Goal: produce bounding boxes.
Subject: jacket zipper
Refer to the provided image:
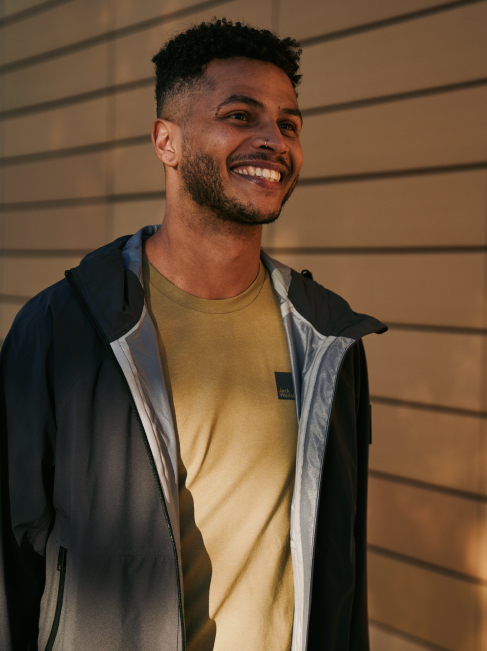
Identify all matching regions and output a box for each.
[44,546,67,651]
[64,270,186,650]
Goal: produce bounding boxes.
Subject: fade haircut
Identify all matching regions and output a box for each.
[152,18,302,120]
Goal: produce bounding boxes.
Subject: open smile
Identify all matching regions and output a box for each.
[230,164,287,190]
[233,165,281,182]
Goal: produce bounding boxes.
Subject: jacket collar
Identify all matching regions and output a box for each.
[69,226,387,343]
[261,249,387,340]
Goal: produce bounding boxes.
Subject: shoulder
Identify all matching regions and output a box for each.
[5,279,69,344]
[287,268,387,339]
[2,277,88,365]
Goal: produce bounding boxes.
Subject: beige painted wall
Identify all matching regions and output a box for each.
[1,1,486,649]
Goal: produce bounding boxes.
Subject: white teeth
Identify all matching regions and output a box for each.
[233,166,281,181]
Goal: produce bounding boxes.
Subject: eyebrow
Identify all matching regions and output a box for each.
[215,94,303,124]
[280,107,303,124]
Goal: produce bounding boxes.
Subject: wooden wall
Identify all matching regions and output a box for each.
[0,1,485,649]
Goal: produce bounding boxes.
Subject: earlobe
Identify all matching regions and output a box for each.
[152,118,180,168]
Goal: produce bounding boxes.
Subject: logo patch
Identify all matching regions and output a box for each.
[275,372,295,401]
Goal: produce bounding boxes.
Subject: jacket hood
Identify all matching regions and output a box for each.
[287,266,387,338]
[68,233,147,343]
[68,226,387,344]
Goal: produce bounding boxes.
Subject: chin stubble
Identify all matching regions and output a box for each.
[179,144,298,226]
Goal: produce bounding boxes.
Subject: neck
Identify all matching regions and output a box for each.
[145,199,263,299]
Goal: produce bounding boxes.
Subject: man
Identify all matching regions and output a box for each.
[0,19,386,651]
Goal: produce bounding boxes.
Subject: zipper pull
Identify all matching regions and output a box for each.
[57,546,67,572]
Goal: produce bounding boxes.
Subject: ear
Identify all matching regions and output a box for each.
[152,118,180,168]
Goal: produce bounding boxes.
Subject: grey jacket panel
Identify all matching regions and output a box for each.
[1,269,182,650]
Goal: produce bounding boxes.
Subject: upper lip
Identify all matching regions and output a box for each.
[229,159,290,180]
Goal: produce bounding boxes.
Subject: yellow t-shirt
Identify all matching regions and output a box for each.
[143,258,298,651]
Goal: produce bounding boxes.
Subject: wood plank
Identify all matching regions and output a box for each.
[3,152,107,203]
[365,329,483,413]
[369,403,483,495]
[3,96,108,157]
[3,205,108,250]
[300,86,487,177]
[1,255,83,299]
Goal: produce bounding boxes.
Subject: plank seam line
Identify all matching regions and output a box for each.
[301,77,487,117]
[0,250,92,259]
[0,135,151,167]
[368,544,486,585]
[370,395,487,419]
[0,191,166,211]
[297,161,487,185]
[0,294,30,305]
[264,245,487,255]
[369,469,487,503]
[0,0,73,29]
[369,619,454,651]
[386,322,487,335]
[0,77,154,122]
[3,249,483,262]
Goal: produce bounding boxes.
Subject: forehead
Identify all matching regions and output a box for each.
[201,57,299,110]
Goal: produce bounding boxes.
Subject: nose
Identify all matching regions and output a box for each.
[253,121,288,154]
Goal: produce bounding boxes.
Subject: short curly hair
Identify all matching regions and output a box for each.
[152,18,302,119]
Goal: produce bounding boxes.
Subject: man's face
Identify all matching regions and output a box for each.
[178,58,304,226]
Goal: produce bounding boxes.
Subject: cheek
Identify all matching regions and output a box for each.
[205,125,250,156]
[292,142,304,173]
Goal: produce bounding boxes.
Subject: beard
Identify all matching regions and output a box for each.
[179,141,298,226]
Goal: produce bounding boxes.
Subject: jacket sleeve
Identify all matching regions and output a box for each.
[307,339,371,651]
[347,340,371,650]
[0,302,56,650]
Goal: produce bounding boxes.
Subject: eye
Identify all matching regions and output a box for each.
[229,112,248,121]
[280,121,297,132]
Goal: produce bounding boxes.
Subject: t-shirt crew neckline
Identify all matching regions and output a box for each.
[142,256,267,315]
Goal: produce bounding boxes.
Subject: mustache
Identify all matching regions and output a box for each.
[227,152,291,174]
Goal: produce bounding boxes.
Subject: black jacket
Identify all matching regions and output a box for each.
[0,227,386,650]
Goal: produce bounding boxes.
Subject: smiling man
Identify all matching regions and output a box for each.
[0,19,386,651]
